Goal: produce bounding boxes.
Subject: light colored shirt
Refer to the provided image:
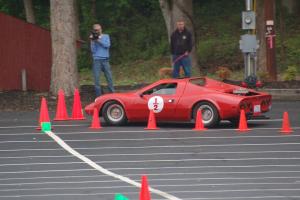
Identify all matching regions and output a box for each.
[90,34,111,59]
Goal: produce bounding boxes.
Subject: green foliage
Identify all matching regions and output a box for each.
[283,65,298,81]
[277,35,300,73]
[194,0,244,70]
[257,71,270,81]
[77,0,168,66]
[197,36,241,69]
[194,0,243,37]
[0,0,25,19]
[0,0,49,28]
[1,0,300,84]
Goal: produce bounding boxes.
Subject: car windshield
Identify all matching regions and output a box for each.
[189,78,206,86]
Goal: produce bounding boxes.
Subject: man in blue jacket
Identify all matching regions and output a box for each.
[90,24,115,97]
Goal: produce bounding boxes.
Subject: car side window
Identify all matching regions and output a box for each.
[143,83,177,95]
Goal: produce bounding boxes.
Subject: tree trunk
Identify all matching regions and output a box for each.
[256,0,267,74]
[23,0,35,24]
[159,0,199,72]
[74,0,81,40]
[50,0,79,96]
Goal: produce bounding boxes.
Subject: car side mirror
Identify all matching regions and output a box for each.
[139,93,144,98]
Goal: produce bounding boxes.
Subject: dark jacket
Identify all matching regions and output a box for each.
[170,28,193,55]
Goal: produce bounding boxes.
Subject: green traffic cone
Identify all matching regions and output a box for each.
[115,193,129,200]
[41,122,51,133]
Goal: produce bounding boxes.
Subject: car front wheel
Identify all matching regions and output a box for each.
[193,102,219,128]
[102,101,127,125]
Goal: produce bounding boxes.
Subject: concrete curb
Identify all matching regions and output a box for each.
[259,88,300,100]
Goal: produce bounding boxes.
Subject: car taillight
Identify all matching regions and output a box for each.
[240,101,251,111]
[240,102,246,109]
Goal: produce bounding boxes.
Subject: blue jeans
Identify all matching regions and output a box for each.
[172,55,192,78]
[92,58,115,97]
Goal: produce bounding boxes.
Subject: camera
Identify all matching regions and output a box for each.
[90,30,100,40]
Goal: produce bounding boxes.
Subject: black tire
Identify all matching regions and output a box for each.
[102,101,127,125]
[193,102,219,128]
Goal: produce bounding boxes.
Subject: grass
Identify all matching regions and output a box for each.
[79,57,170,86]
[79,56,245,86]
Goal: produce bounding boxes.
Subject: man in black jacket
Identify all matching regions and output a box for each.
[170,19,193,78]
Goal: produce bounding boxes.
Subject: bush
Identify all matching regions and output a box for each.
[283,65,298,81]
[197,36,242,70]
[257,71,270,81]
[277,35,300,72]
[215,66,231,80]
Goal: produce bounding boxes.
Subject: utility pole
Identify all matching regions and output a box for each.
[240,0,259,87]
[265,0,277,80]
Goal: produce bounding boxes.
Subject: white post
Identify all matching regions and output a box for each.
[21,69,27,91]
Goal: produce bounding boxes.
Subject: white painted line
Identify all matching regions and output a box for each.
[60,126,300,134]
[248,119,282,122]
[0,180,124,186]
[0,168,94,174]
[0,182,299,192]
[109,164,300,171]
[0,140,53,143]
[1,175,300,182]
[155,196,300,200]
[2,157,300,167]
[1,150,300,159]
[1,142,300,152]
[0,148,63,152]
[0,175,106,181]
[2,169,300,178]
[61,134,300,141]
[45,130,182,200]
[166,189,300,193]
[0,126,299,136]
[124,171,300,176]
[0,162,83,167]
[0,124,86,129]
[0,190,299,198]
[2,134,300,144]
[0,192,139,198]
[1,164,300,175]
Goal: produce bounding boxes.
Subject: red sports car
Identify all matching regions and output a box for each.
[85,77,272,127]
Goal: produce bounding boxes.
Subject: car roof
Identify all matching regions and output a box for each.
[158,77,204,83]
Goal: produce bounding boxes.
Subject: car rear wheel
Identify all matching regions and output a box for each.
[102,101,127,125]
[193,102,219,128]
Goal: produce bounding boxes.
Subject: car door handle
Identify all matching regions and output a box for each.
[168,99,175,103]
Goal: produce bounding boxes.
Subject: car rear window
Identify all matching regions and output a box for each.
[189,78,206,86]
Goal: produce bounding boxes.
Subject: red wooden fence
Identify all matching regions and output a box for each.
[0,12,51,91]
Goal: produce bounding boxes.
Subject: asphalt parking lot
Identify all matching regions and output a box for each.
[0,100,300,200]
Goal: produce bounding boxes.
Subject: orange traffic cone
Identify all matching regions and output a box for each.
[144,110,159,130]
[139,175,151,200]
[89,108,102,129]
[54,89,69,121]
[193,109,207,131]
[71,88,85,120]
[280,111,293,134]
[237,109,250,132]
[36,97,51,130]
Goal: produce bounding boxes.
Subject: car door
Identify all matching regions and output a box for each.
[133,82,182,121]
